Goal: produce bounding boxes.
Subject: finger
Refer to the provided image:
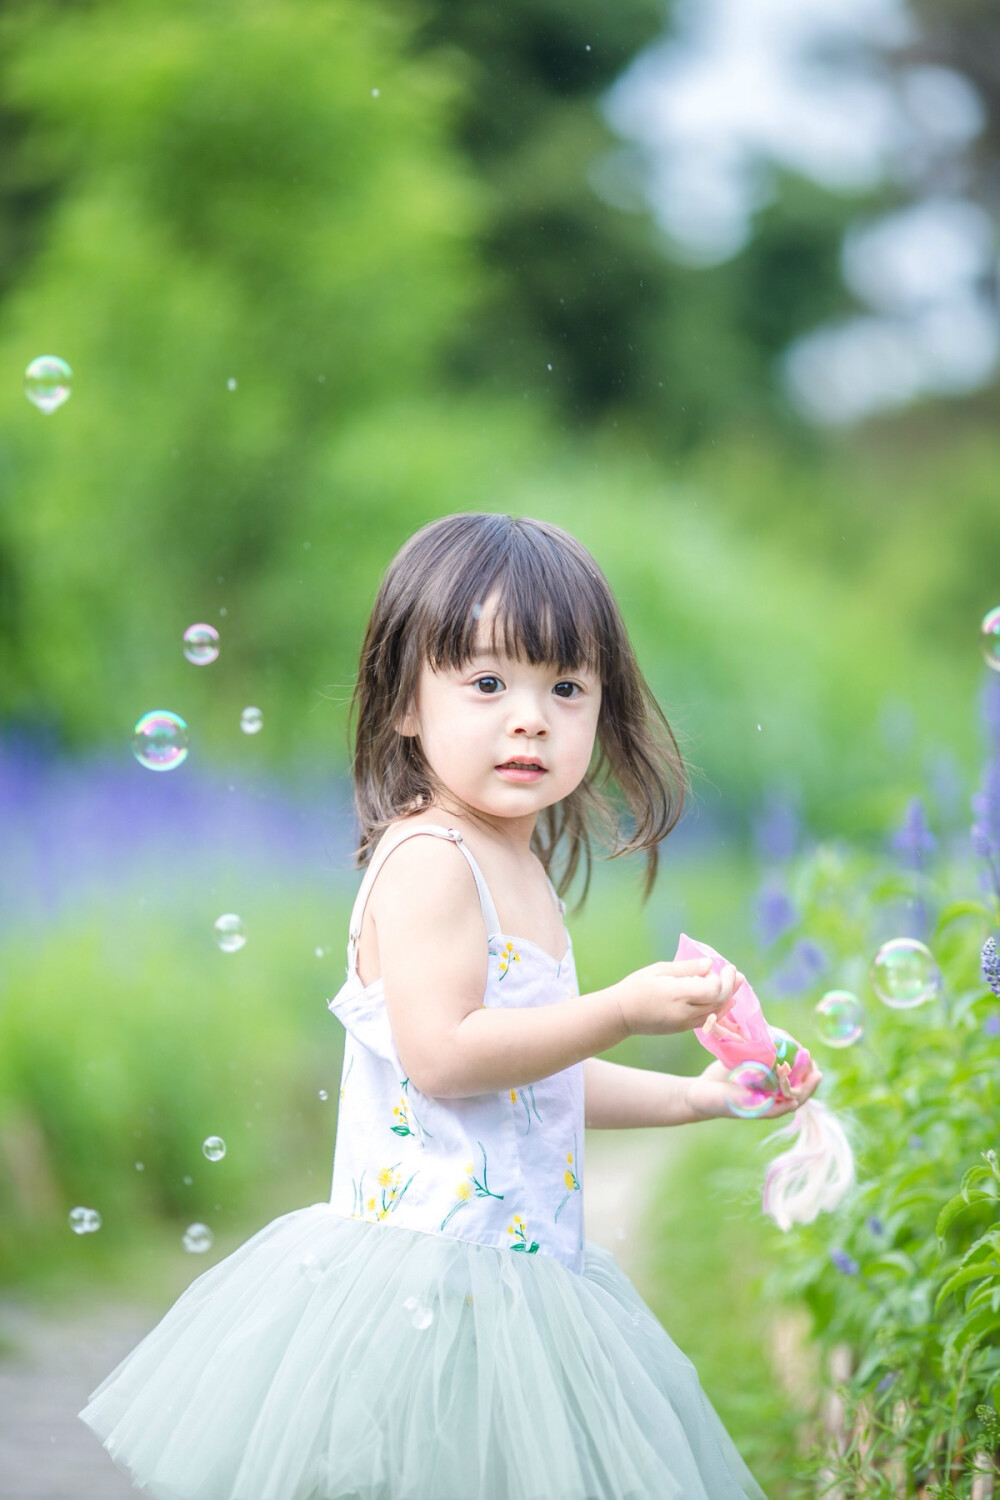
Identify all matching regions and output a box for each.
[661,958,714,976]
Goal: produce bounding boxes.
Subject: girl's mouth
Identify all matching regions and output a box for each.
[495,760,546,781]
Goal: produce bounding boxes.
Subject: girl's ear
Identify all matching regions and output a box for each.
[395,704,418,737]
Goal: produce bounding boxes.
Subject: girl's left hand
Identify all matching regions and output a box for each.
[686,1057,824,1122]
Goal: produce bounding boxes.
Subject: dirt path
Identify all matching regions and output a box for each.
[0,1129,677,1499]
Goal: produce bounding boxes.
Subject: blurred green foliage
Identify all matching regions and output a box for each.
[0,883,350,1286]
[753,839,1000,1494]
[0,0,994,825]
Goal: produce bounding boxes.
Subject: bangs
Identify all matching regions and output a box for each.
[414,519,612,678]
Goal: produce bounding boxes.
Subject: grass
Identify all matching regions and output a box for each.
[641,1116,820,1500]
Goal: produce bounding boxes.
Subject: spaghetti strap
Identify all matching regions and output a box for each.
[545,875,567,918]
[346,824,502,976]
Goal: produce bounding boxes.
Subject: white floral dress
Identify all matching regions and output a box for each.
[328,823,585,1270]
[78,823,769,1500]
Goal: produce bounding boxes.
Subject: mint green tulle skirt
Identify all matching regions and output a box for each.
[79,1202,767,1500]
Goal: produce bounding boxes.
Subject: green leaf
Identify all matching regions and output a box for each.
[935,1261,1000,1311]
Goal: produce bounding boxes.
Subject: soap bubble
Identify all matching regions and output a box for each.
[132,711,189,771]
[402,1295,434,1330]
[870,938,941,1009]
[768,1026,803,1073]
[318,1090,328,1101]
[213,914,246,953]
[202,1135,226,1162]
[183,1223,213,1254]
[240,706,263,735]
[725,1060,779,1119]
[183,623,219,665]
[25,355,72,413]
[135,1161,145,1171]
[982,607,1000,672]
[227,377,237,391]
[299,1251,323,1284]
[68,1206,101,1235]
[815,990,865,1047]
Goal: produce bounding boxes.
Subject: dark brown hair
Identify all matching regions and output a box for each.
[350,513,686,901]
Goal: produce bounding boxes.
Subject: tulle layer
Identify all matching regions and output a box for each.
[79,1203,766,1500]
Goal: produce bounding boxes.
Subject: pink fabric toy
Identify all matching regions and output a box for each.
[675,934,855,1231]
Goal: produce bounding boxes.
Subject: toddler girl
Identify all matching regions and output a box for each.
[80,512,819,1499]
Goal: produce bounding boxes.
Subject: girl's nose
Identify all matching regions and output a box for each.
[507,697,548,738]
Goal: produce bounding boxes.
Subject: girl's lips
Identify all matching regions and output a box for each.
[495,764,546,782]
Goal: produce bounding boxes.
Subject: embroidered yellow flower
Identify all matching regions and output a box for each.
[511,1085,543,1132]
[555,1131,581,1224]
[497,941,520,980]
[508,1215,539,1253]
[440,1141,504,1231]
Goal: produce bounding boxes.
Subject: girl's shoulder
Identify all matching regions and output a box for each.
[365,817,481,915]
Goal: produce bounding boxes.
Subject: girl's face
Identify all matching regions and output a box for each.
[399,619,602,834]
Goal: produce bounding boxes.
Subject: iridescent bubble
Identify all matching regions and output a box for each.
[768,1026,803,1073]
[870,938,941,1009]
[402,1295,434,1331]
[213,915,246,953]
[68,1206,102,1234]
[725,1060,779,1119]
[815,990,865,1047]
[25,355,72,413]
[240,706,263,735]
[183,1223,214,1253]
[202,1135,226,1162]
[182,623,220,665]
[132,711,189,772]
[982,607,1000,673]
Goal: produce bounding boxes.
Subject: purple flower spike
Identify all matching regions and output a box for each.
[982,938,1000,999]
[831,1249,859,1276]
[984,1014,1000,1038]
[755,882,797,947]
[866,1216,884,1236]
[876,1372,897,1394]
[890,798,936,870]
[972,823,994,859]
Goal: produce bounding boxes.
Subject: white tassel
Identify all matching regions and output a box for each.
[760,1098,855,1231]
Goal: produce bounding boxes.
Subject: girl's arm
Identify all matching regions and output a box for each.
[583,1057,700,1128]
[584,1055,823,1128]
[368,837,730,1098]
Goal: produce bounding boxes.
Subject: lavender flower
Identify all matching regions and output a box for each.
[754,882,797,947]
[972,824,994,859]
[751,792,801,863]
[982,938,1000,999]
[830,1249,859,1276]
[866,1216,884,1236]
[876,1372,897,1394]
[890,798,936,871]
[769,938,827,996]
[984,1014,1000,1038]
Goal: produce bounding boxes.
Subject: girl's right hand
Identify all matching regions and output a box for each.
[612,958,739,1037]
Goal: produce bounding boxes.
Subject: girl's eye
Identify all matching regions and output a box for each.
[553,681,581,699]
[474,676,503,695]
